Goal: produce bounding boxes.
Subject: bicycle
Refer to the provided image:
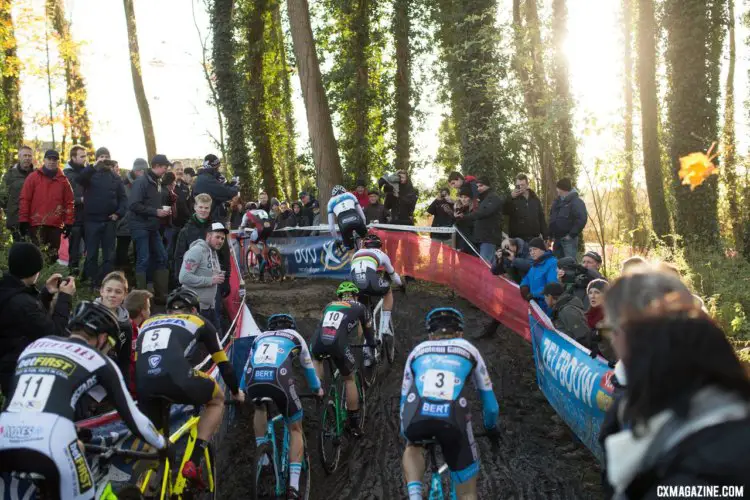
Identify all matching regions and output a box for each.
[316,344,372,474]
[249,396,318,500]
[421,432,495,500]
[358,290,399,387]
[242,237,285,282]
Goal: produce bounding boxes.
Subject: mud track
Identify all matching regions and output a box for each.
[218,279,602,499]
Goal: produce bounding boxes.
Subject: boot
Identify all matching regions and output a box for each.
[153,269,169,305]
[136,273,148,291]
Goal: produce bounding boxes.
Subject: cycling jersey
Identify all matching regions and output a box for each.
[244,329,320,423]
[327,193,367,247]
[400,338,499,484]
[0,336,164,499]
[241,209,275,243]
[350,248,403,295]
[311,300,375,376]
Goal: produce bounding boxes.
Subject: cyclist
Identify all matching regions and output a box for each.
[240,207,276,280]
[327,185,367,250]
[349,233,403,337]
[245,314,323,499]
[0,301,165,500]
[135,287,244,488]
[310,281,376,437]
[400,308,499,500]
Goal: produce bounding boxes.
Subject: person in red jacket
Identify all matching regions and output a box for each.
[353,179,369,209]
[18,149,75,264]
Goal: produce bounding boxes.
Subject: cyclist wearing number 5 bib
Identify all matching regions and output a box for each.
[328,185,367,250]
[310,282,376,437]
[400,308,499,500]
[0,301,165,500]
[135,287,244,488]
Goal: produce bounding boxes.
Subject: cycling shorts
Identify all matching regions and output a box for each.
[401,396,479,484]
[245,365,303,423]
[352,268,390,297]
[338,210,367,248]
[138,368,219,430]
[310,327,356,377]
[0,412,96,499]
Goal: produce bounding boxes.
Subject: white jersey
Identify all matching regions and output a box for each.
[350,248,402,286]
[327,192,366,237]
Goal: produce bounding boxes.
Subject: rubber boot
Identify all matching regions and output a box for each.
[153,269,169,305]
[136,273,148,291]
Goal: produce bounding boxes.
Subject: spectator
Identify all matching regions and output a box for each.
[94,146,111,162]
[548,178,587,260]
[183,167,196,186]
[95,271,133,385]
[310,200,321,234]
[291,202,304,226]
[275,201,298,229]
[353,179,369,208]
[0,242,75,394]
[453,185,476,254]
[455,176,504,263]
[299,191,316,227]
[364,189,388,224]
[543,282,591,348]
[269,198,281,219]
[585,279,614,361]
[426,187,454,243]
[620,255,647,274]
[601,277,750,497]
[387,170,418,226]
[504,173,547,242]
[18,149,74,264]
[124,289,153,396]
[582,250,604,277]
[192,154,239,222]
[492,238,532,284]
[258,191,272,214]
[557,257,592,307]
[116,159,148,275]
[519,238,558,315]
[0,145,34,241]
[63,144,88,277]
[447,171,479,201]
[172,161,192,229]
[128,154,172,303]
[78,159,127,288]
[179,222,229,330]
[160,171,179,253]
[229,196,245,230]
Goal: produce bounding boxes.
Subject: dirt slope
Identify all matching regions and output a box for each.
[218,279,602,499]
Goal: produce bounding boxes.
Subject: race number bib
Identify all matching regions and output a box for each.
[322,310,345,329]
[8,374,55,412]
[254,343,279,365]
[422,369,456,400]
[333,198,356,215]
[141,328,171,353]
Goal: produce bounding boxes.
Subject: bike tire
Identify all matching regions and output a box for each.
[318,387,342,474]
[198,442,218,500]
[250,442,278,500]
[300,448,312,500]
[384,330,396,365]
[267,248,285,281]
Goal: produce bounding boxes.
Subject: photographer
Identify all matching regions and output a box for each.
[192,154,240,222]
[426,187,454,242]
[492,238,531,284]
[557,257,604,309]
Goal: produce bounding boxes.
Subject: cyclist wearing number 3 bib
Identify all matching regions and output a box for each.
[400,308,499,500]
[135,287,244,489]
[328,185,367,249]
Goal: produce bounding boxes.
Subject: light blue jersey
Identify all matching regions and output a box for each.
[246,329,320,391]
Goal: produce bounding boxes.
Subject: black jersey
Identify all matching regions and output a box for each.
[317,300,374,345]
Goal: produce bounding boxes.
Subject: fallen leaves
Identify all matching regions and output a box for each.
[678,142,718,191]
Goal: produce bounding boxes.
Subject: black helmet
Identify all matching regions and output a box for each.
[167,287,200,311]
[363,233,382,249]
[69,301,120,341]
[268,314,296,331]
[425,307,465,334]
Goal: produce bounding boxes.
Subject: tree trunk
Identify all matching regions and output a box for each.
[47,0,92,150]
[246,0,279,199]
[393,0,411,174]
[723,0,740,248]
[212,0,254,197]
[637,0,671,239]
[622,0,637,234]
[551,0,577,179]
[351,0,370,183]
[287,0,343,209]
[274,3,300,200]
[665,0,724,246]
[0,0,23,168]
[122,0,156,160]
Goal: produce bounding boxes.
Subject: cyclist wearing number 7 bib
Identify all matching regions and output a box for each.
[400,308,500,500]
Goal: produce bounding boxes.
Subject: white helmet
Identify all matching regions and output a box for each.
[331,185,346,196]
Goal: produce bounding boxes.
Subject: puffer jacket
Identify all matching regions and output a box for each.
[520,251,558,300]
[179,239,221,309]
[18,168,75,228]
[0,164,33,228]
[128,170,162,232]
[63,161,86,225]
[548,189,588,239]
[78,162,128,222]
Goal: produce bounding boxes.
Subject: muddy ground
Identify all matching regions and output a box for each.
[218,279,602,499]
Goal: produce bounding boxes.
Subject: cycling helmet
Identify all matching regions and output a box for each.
[68,301,120,339]
[268,314,296,331]
[166,286,201,311]
[362,233,382,249]
[336,281,360,297]
[425,307,465,334]
[331,185,346,197]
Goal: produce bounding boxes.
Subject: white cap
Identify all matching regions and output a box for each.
[209,222,229,234]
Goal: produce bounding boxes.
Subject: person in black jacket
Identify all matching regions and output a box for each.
[128,154,172,302]
[78,159,128,288]
[548,178,587,260]
[275,202,298,230]
[62,145,88,276]
[426,187,454,241]
[364,190,388,223]
[453,185,476,255]
[192,154,239,222]
[171,161,192,229]
[388,171,418,225]
[455,176,504,263]
[504,173,547,242]
[0,242,76,395]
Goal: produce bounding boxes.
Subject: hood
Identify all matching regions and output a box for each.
[94,297,130,323]
[64,161,85,173]
[555,292,583,311]
[189,238,212,252]
[35,167,66,180]
[512,237,529,257]
[533,251,555,266]
[0,274,32,306]
[561,189,580,202]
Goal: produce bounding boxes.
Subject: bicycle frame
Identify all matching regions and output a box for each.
[258,413,292,497]
[426,441,457,500]
[323,358,348,438]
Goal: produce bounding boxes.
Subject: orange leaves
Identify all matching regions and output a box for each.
[678,142,719,191]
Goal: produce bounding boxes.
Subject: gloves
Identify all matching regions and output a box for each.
[159,445,178,466]
[19,222,29,236]
[519,285,531,301]
[62,224,73,238]
[485,426,502,447]
[220,281,231,298]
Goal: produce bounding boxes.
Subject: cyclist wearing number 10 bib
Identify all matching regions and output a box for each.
[328,185,367,249]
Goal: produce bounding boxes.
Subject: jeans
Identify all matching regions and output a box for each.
[68,224,85,273]
[85,220,117,286]
[131,229,167,274]
[202,307,222,334]
[553,236,578,260]
[479,243,497,264]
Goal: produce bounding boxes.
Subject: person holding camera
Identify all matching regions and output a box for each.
[492,238,532,284]
[427,187,454,241]
[504,173,547,242]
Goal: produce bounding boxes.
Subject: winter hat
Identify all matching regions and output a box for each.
[132,158,149,172]
[203,154,220,169]
[95,147,110,159]
[543,282,565,298]
[475,176,491,187]
[356,179,367,188]
[311,200,320,209]
[587,278,609,295]
[556,178,572,192]
[299,191,309,199]
[369,189,381,198]
[528,237,547,251]
[8,242,45,279]
[557,256,577,270]
[458,184,473,198]
[583,250,603,264]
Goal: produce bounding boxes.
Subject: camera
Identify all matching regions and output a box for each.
[501,249,511,258]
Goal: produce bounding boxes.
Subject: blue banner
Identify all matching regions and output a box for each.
[267,235,354,279]
[529,314,615,462]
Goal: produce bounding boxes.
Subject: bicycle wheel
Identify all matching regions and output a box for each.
[250,442,278,500]
[318,384,342,474]
[384,320,396,364]
[353,370,367,430]
[246,248,259,279]
[193,442,218,500]
[267,248,285,281]
[299,447,312,500]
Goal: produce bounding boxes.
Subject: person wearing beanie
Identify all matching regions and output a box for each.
[353,179,369,209]
[548,177,588,260]
[519,237,558,316]
[556,255,600,307]
[455,176,505,262]
[192,153,239,222]
[95,147,111,162]
[0,242,75,394]
[543,280,591,348]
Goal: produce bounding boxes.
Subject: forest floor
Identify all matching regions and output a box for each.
[217,278,603,499]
